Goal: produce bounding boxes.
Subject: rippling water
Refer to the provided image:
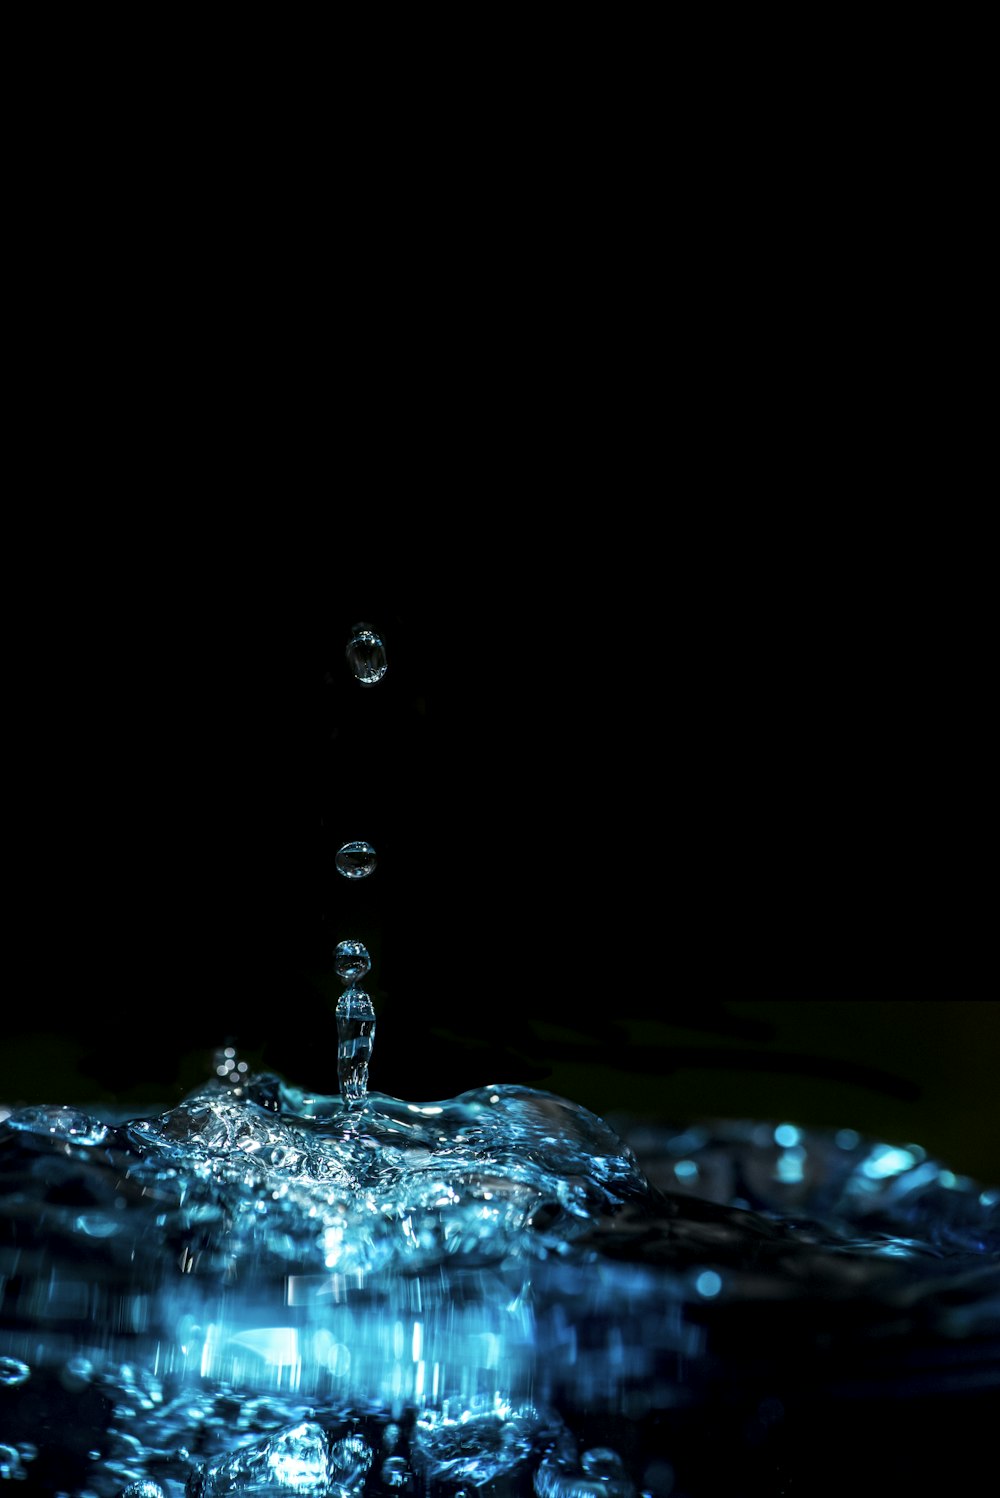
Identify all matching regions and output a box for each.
[1,1074,998,1495]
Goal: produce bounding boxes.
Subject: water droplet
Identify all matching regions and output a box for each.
[346,622,388,685]
[336,841,377,879]
[0,1357,30,1387]
[334,939,372,984]
[336,986,376,1107]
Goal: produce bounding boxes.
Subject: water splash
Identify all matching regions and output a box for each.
[335,841,377,880]
[0,1083,997,1494]
[346,623,388,685]
[335,987,376,1107]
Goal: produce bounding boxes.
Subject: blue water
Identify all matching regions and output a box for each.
[1,1071,998,1494]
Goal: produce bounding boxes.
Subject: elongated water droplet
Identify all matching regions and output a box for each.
[336,986,376,1107]
[334,939,371,984]
[346,622,387,685]
[336,841,376,879]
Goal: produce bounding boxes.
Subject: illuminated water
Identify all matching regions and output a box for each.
[334,989,376,1109]
[345,626,388,687]
[1,1071,998,1494]
[333,944,372,987]
[334,844,377,881]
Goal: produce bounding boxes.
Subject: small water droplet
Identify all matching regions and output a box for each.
[346,622,388,685]
[336,986,376,1107]
[336,841,377,879]
[334,939,372,984]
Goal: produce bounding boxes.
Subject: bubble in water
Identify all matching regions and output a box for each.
[346,622,388,685]
[535,1437,636,1497]
[336,987,376,1107]
[581,1448,629,1480]
[328,1432,372,1493]
[335,841,377,880]
[0,1357,30,1387]
[334,939,371,985]
[0,1446,24,1481]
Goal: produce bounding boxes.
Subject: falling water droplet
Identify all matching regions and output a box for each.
[346,622,388,685]
[334,939,372,984]
[335,841,377,879]
[336,986,376,1107]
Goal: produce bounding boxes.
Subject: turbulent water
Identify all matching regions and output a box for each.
[1,1074,998,1495]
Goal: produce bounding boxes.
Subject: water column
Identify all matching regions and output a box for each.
[333,940,375,1107]
[332,622,387,1108]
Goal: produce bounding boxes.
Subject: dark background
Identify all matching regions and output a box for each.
[3,570,993,1182]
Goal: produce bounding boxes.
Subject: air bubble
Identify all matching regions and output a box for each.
[0,1357,30,1387]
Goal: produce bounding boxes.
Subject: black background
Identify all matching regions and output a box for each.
[2,564,993,1182]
